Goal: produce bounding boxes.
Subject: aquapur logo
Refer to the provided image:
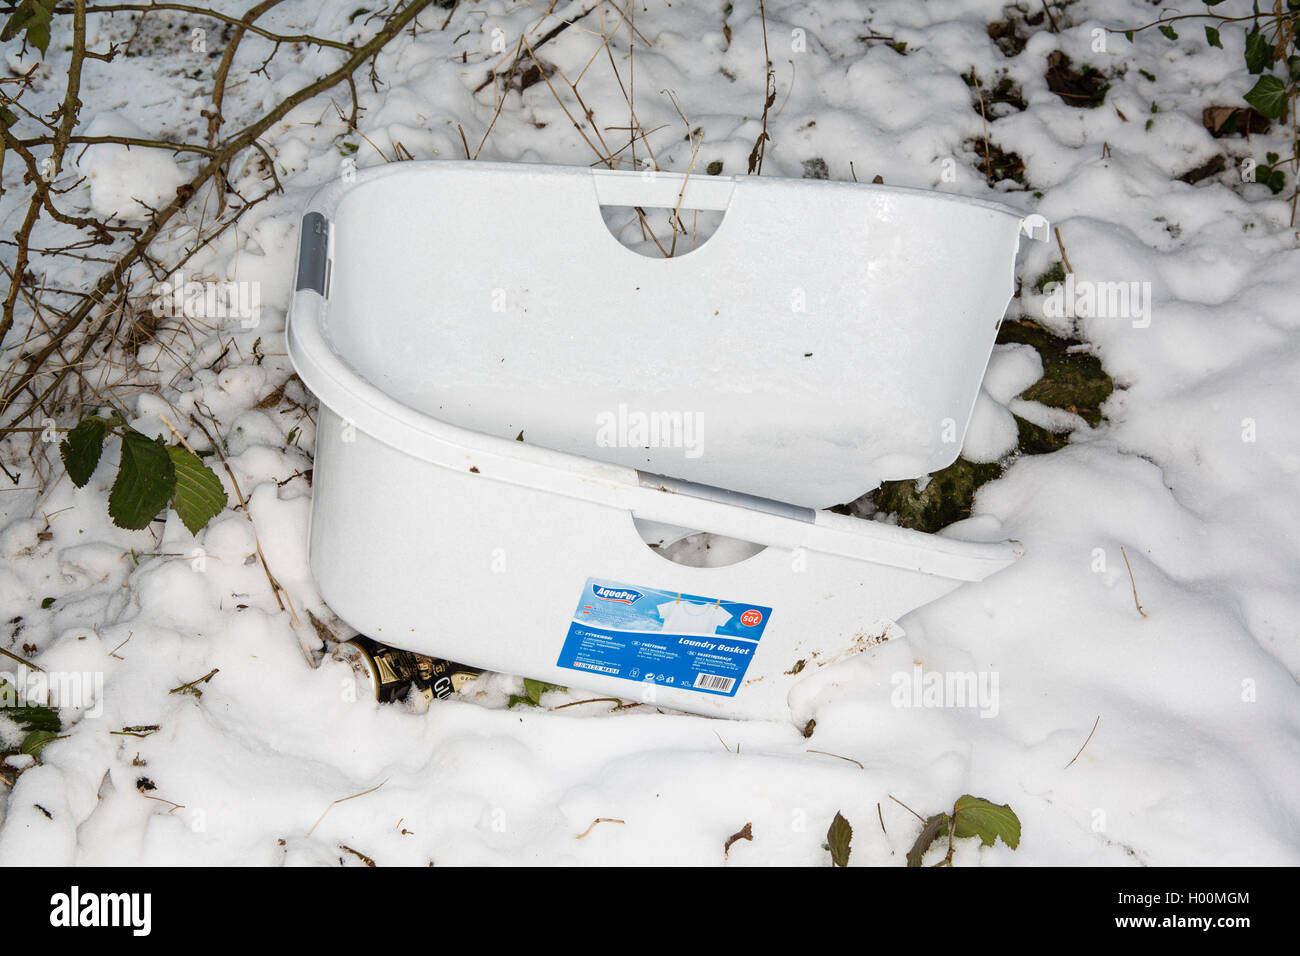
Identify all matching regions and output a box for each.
[592,585,642,604]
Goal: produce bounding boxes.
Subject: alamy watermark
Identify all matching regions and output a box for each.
[891,665,1000,718]
[1,665,103,719]
[150,271,260,328]
[595,403,704,459]
[50,886,151,936]
[1042,274,1151,328]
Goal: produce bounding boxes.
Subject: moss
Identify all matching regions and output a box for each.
[871,459,1004,534]
[1034,263,1066,293]
[864,320,1114,533]
[1014,413,1071,455]
[996,319,1113,426]
[968,138,1026,185]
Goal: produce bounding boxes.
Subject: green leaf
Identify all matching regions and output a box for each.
[907,813,950,867]
[166,445,227,534]
[40,596,54,609]
[0,682,60,733]
[108,430,176,531]
[26,20,48,54]
[826,811,852,867]
[952,795,1021,850]
[1244,74,1288,119]
[522,678,564,705]
[1259,165,1286,194]
[21,729,58,761]
[1,0,54,54]
[0,13,29,43]
[1123,30,1133,43]
[60,417,109,487]
[1158,24,1178,41]
[1244,27,1274,74]
[1205,26,1222,49]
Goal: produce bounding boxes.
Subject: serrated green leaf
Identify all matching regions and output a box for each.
[826,811,852,867]
[166,445,227,534]
[108,430,176,531]
[906,813,950,867]
[21,729,58,761]
[60,417,108,487]
[1158,24,1178,41]
[1205,26,1222,49]
[25,18,48,54]
[1244,27,1274,74]
[952,795,1021,850]
[1244,74,1288,119]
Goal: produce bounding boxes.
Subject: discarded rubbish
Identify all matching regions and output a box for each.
[289,161,1043,721]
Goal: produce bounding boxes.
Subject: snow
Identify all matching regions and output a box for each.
[76,114,187,223]
[1,0,1298,866]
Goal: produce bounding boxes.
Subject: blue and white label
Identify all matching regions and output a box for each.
[556,577,772,697]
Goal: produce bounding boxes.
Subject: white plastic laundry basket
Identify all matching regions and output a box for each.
[287,161,1042,722]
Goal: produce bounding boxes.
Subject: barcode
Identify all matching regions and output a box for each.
[693,673,735,693]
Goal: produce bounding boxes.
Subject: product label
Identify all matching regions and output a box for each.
[556,577,772,697]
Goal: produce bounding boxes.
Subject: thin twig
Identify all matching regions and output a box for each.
[973,74,992,186]
[575,817,625,839]
[0,646,40,670]
[805,749,865,770]
[1120,546,1148,618]
[1055,226,1074,273]
[188,408,298,623]
[1065,715,1101,768]
[888,794,926,823]
[168,667,218,694]
[306,778,389,838]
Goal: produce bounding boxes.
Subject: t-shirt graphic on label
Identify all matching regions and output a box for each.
[556,577,773,697]
[657,600,731,635]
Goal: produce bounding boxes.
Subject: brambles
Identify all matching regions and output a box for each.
[60,412,227,534]
[826,811,852,866]
[1,0,56,56]
[508,678,566,708]
[906,794,1022,866]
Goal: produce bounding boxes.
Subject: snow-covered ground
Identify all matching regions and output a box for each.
[1,0,1298,865]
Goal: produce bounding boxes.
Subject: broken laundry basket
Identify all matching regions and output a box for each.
[287,160,1042,721]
